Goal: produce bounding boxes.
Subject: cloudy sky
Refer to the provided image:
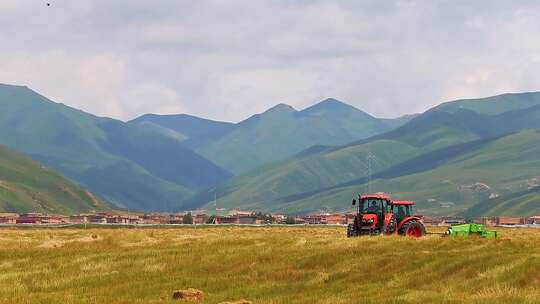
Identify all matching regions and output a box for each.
[2,1,540,122]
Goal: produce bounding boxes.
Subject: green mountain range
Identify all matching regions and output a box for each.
[2,82,539,216]
[0,84,231,211]
[132,98,412,174]
[189,92,540,216]
[0,144,109,214]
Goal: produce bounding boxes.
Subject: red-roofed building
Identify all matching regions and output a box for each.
[0,213,18,224]
[325,214,347,225]
[529,216,540,224]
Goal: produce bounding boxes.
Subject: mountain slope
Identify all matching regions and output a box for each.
[432,92,540,115]
[192,92,540,215]
[195,99,401,174]
[186,139,420,211]
[272,130,540,215]
[129,114,235,147]
[0,84,231,211]
[461,187,540,217]
[379,114,419,130]
[0,144,109,214]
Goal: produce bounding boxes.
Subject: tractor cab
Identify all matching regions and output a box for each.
[392,200,415,224]
[350,193,392,235]
[347,193,426,238]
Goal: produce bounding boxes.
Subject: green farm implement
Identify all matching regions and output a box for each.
[446,224,498,238]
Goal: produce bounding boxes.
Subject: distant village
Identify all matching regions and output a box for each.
[0,210,539,227]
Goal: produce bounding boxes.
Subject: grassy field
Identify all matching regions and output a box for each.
[0,226,538,304]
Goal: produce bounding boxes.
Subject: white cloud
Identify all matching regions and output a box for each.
[2,1,540,122]
[125,83,186,118]
[78,55,127,93]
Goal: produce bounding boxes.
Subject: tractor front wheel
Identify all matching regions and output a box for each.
[347,224,358,237]
[400,221,426,238]
[383,216,397,235]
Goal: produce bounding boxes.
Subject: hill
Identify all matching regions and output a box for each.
[129,113,235,147]
[134,98,409,174]
[191,92,540,215]
[0,84,231,211]
[272,130,540,215]
[0,144,109,214]
[462,187,540,217]
[432,91,540,115]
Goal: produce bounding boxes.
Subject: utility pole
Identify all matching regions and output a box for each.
[366,151,375,194]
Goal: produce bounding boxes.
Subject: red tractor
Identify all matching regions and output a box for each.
[347,193,426,237]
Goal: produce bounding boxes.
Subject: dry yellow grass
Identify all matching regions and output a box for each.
[0,226,538,303]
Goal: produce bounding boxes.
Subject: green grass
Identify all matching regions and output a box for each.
[0,226,537,303]
[0,145,109,214]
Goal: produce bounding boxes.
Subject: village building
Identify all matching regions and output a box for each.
[106,215,130,224]
[237,214,257,224]
[421,216,443,226]
[193,214,209,225]
[15,213,45,224]
[496,216,526,225]
[474,217,498,226]
[70,214,89,224]
[293,217,306,224]
[0,213,18,224]
[213,215,236,224]
[301,215,324,225]
[87,213,108,224]
[441,217,466,225]
[167,214,184,224]
[213,213,258,224]
[271,214,287,224]
[141,214,168,224]
[528,216,540,224]
[325,214,347,225]
[42,215,68,224]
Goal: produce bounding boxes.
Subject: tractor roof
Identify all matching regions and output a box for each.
[393,200,415,205]
[359,193,416,205]
[360,193,392,200]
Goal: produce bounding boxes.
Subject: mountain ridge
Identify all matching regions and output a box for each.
[0,83,231,211]
[133,98,409,174]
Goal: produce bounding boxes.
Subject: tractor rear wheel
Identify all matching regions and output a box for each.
[400,221,426,238]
